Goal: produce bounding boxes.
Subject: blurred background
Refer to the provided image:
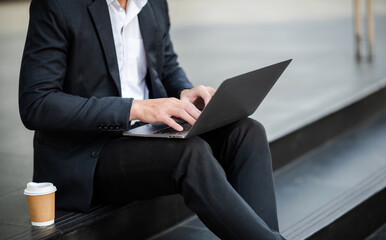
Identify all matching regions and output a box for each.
[1,0,386,153]
[168,0,386,140]
[0,0,386,239]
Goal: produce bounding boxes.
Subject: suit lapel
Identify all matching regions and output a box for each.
[88,0,121,96]
[138,3,157,56]
[139,3,168,98]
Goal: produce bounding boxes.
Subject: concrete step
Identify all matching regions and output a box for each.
[7,196,191,240]
[148,107,386,240]
[278,110,386,239]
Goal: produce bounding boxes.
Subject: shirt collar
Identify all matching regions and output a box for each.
[106,0,148,9]
[133,0,148,9]
[106,0,114,5]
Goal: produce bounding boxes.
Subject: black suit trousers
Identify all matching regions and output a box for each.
[93,118,285,240]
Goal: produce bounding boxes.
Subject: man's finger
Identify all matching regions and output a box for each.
[171,107,196,126]
[163,116,183,131]
[206,86,216,96]
[200,88,212,106]
[178,110,196,126]
[184,102,201,119]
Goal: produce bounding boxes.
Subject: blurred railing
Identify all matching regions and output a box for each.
[354,0,375,61]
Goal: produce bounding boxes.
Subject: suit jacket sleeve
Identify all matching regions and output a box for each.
[19,0,132,131]
[160,0,194,98]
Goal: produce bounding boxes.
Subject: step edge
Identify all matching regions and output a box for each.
[270,83,386,170]
[281,165,386,239]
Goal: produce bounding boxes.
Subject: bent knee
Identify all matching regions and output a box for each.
[236,118,267,136]
[183,136,212,153]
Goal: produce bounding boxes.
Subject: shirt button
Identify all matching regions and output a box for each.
[91,151,99,158]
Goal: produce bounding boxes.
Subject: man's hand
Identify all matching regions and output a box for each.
[129,85,216,131]
[180,85,216,109]
[130,98,201,131]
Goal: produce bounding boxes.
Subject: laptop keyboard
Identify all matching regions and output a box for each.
[154,122,192,135]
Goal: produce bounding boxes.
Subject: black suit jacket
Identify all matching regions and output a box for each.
[19,0,193,211]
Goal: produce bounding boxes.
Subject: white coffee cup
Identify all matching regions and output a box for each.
[24,182,57,227]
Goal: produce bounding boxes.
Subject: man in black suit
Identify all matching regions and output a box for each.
[19,0,285,239]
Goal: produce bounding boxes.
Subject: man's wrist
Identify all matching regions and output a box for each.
[130,100,139,121]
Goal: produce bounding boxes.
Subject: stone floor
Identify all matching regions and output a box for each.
[0,0,386,239]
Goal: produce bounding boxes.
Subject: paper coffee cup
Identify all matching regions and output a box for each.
[24,182,57,227]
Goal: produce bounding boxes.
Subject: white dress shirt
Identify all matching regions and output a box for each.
[107,0,149,100]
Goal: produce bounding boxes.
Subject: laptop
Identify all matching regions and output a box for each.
[123,59,292,139]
